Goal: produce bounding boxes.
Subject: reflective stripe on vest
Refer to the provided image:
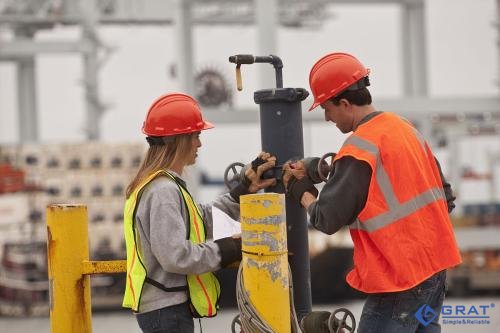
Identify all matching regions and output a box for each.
[344,135,446,233]
[334,112,461,293]
[122,170,220,316]
[170,173,220,318]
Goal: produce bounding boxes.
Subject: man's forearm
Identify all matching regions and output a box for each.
[303,157,372,234]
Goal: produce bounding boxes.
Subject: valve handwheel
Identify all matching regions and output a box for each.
[328,308,356,333]
[224,162,245,190]
[318,152,335,182]
[231,314,242,333]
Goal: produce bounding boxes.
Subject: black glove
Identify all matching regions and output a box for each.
[444,187,456,213]
[214,237,242,268]
[251,156,267,172]
[286,175,318,202]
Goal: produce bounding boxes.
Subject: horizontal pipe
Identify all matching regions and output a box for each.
[81,260,127,275]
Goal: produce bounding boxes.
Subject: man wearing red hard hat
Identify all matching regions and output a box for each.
[283,53,462,333]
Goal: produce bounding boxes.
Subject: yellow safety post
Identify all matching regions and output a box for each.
[46,204,126,333]
[47,204,92,333]
[240,193,291,332]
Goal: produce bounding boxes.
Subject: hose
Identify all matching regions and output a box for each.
[233,262,356,333]
[234,263,302,333]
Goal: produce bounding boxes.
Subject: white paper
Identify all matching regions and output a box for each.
[212,206,241,240]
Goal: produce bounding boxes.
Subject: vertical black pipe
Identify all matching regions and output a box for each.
[254,87,311,319]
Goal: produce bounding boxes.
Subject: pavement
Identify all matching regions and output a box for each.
[1,297,499,332]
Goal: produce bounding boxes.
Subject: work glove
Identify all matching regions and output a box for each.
[229,152,277,202]
[282,160,318,203]
[214,235,242,268]
[442,181,456,213]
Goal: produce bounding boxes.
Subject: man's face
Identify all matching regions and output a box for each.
[321,99,353,134]
[187,132,202,165]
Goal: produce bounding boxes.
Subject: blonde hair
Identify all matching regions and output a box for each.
[126,134,193,198]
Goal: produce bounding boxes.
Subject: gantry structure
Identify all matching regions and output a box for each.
[0,0,499,143]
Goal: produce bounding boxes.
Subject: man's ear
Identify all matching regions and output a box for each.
[339,98,351,109]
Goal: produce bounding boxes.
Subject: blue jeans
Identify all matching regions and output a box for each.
[136,302,194,333]
[357,270,446,333]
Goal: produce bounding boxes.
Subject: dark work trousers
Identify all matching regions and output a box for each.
[357,270,447,333]
[135,301,194,333]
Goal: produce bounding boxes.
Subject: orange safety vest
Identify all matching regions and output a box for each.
[334,112,462,293]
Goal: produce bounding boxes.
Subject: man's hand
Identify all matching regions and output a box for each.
[283,160,318,203]
[245,152,277,193]
[282,160,306,191]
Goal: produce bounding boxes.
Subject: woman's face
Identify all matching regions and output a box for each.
[187,132,202,165]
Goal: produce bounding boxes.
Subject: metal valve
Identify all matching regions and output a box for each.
[223,162,246,190]
[229,54,284,91]
[299,307,356,333]
[230,314,242,333]
[317,152,336,183]
[223,161,284,190]
[328,308,356,333]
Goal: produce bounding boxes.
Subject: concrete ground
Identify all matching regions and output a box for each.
[1,297,499,332]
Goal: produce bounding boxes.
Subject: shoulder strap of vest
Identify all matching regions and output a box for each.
[160,171,204,241]
[144,277,188,293]
[135,170,193,240]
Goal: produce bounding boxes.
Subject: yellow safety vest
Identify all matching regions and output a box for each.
[122,170,221,317]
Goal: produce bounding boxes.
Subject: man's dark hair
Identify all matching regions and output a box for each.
[330,87,372,106]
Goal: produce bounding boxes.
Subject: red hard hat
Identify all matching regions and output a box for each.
[308,52,370,111]
[142,93,214,136]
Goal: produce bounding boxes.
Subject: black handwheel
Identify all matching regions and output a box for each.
[328,308,356,333]
[224,162,245,189]
[231,314,242,333]
[318,152,335,182]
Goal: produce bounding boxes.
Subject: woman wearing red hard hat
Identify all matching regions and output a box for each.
[122,93,276,332]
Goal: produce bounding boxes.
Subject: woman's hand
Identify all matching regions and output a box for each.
[245,152,277,193]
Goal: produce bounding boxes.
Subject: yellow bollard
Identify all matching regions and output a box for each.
[240,193,291,333]
[47,204,92,333]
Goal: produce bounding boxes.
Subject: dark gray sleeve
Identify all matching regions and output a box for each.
[307,156,372,235]
[434,157,456,213]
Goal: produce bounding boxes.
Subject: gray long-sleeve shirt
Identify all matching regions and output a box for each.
[307,112,455,235]
[134,171,240,313]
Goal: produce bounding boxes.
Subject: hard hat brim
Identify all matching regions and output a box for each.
[202,120,215,130]
[308,101,321,112]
